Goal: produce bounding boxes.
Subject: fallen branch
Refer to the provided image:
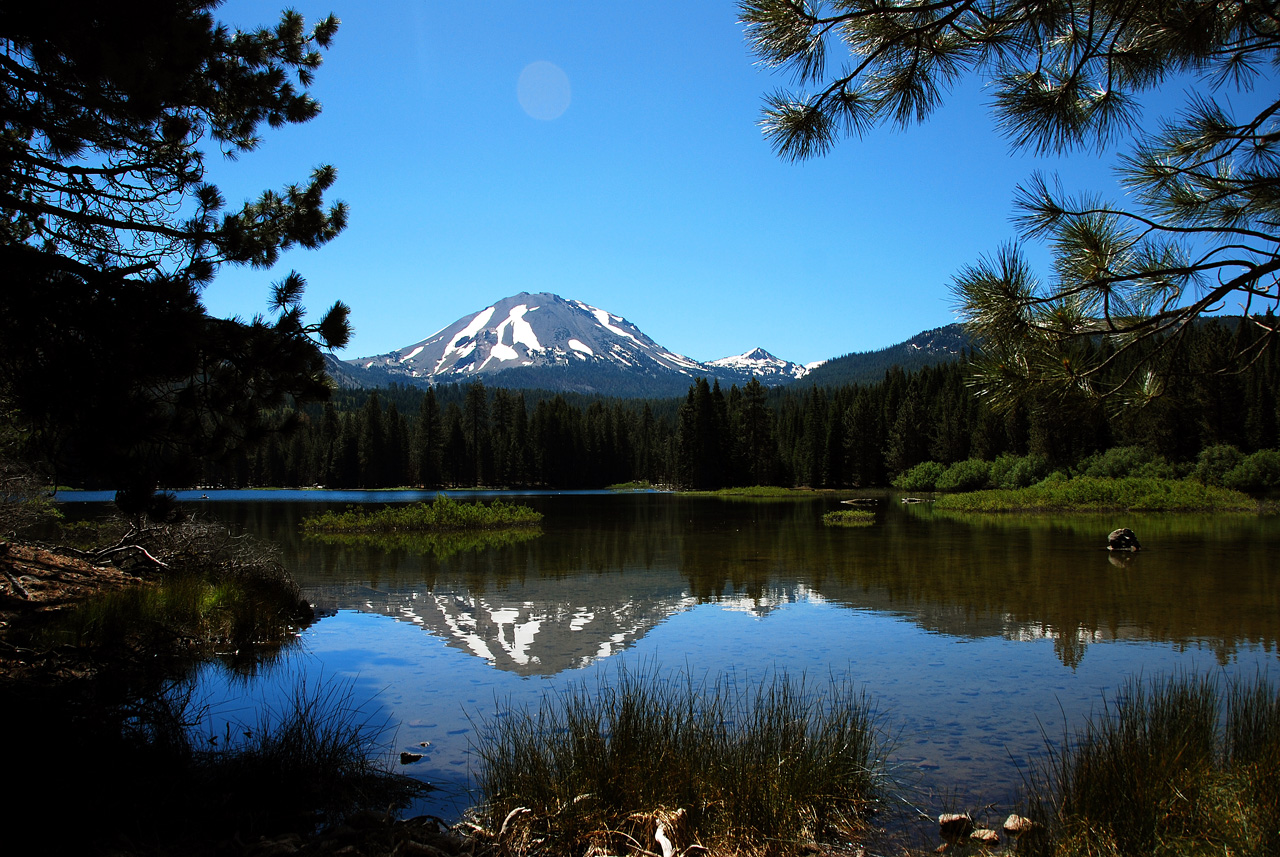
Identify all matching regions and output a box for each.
[92,544,169,569]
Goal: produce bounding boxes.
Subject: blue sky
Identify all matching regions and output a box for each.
[202,1,1158,366]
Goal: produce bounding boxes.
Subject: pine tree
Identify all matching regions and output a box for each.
[742,0,1280,410]
[0,3,350,504]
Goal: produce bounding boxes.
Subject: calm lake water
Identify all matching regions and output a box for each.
[59,490,1280,824]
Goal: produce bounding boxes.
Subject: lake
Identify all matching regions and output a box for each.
[59,489,1280,826]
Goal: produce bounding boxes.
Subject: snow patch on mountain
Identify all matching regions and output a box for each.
[347,291,817,395]
[707,347,814,381]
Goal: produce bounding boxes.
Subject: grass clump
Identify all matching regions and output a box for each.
[193,676,425,838]
[471,664,887,856]
[1023,674,1280,857]
[300,493,542,533]
[822,509,876,527]
[933,476,1257,513]
[608,480,657,491]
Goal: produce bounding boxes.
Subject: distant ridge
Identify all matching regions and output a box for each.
[326,295,971,395]
[800,324,970,387]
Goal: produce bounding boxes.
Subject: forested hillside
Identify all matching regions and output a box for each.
[801,324,969,387]
[174,319,1280,491]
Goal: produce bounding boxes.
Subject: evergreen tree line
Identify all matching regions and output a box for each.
[196,320,1280,491]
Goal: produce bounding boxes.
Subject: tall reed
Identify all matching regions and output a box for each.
[1022,673,1280,857]
[471,664,887,856]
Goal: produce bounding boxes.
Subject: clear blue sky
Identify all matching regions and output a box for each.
[201,0,1157,366]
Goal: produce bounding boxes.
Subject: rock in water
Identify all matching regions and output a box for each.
[938,813,974,842]
[1003,814,1035,836]
[970,828,1000,846]
[1107,528,1141,551]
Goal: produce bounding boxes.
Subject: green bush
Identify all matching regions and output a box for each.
[1192,444,1244,486]
[989,453,1051,489]
[1076,446,1175,479]
[892,461,946,491]
[933,476,1257,512]
[1222,449,1280,493]
[936,458,992,491]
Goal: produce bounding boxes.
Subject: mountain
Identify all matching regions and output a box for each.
[706,347,821,383]
[799,324,971,387]
[344,292,817,397]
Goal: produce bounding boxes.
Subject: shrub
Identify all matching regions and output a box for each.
[935,458,992,491]
[892,461,946,491]
[1222,449,1280,494]
[1192,444,1244,486]
[989,453,1051,489]
[932,476,1257,512]
[1075,446,1175,479]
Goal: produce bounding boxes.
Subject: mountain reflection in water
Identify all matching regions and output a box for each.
[204,493,1280,675]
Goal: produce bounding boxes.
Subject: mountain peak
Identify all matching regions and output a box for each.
[347,292,819,396]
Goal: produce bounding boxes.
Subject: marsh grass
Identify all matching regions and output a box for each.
[933,477,1258,513]
[1022,674,1280,857]
[191,676,425,837]
[471,664,887,856]
[300,494,542,533]
[822,509,876,527]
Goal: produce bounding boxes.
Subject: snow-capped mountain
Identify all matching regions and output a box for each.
[707,347,822,382]
[346,292,815,397]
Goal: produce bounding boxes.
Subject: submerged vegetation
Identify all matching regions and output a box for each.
[471,665,887,857]
[679,484,811,497]
[822,509,876,527]
[300,493,542,533]
[305,525,542,558]
[1024,674,1280,857]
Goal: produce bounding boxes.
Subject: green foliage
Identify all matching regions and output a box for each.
[472,664,886,855]
[989,453,1051,489]
[892,460,946,491]
[1192,444,1246,486]
[822,509,875,527]
[933,476,1257,513]
[935,458,992,492]
[1076,446,1177,480]
[742,0,1280,409]
[1025,675,1280,857]
[300,494,542,533]
[1222,449,1280,494]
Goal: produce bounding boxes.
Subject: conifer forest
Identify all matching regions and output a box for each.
[135,319,1280,492]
